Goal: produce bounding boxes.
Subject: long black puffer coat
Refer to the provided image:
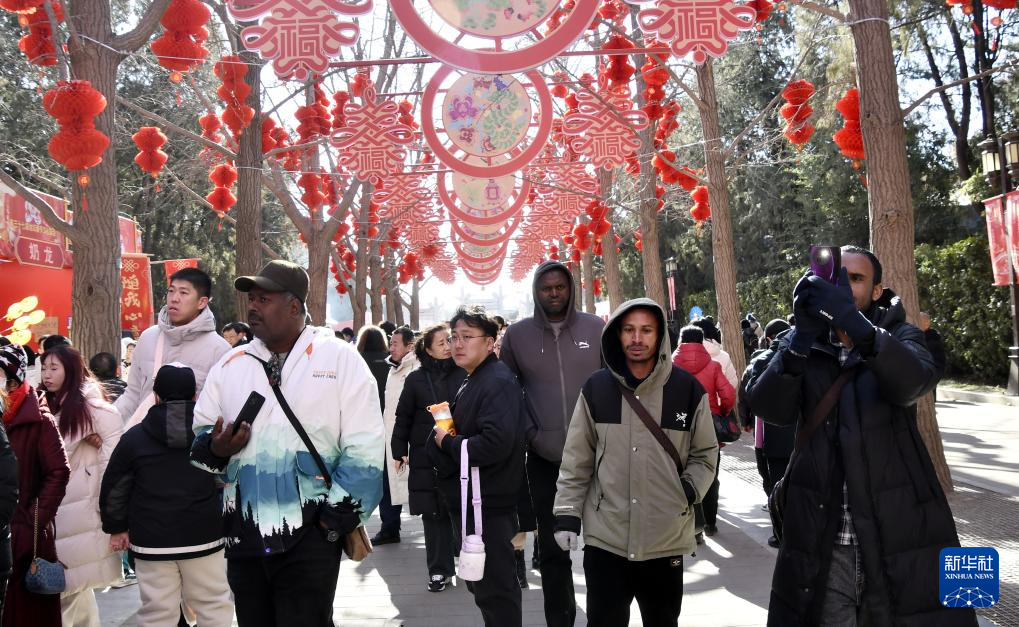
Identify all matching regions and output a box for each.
[748,292,976,627]
[391,354,466,516]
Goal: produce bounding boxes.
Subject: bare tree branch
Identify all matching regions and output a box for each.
[903,60,1019,116]
[791,0,847,22]
[0,169,77,240]
[111,0,175,52]
[265,164,311,238]
[116,95,237,158]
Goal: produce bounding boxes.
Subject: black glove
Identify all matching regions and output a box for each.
[319,498,362,535]
[788,272,827,356]
[805,267,875,347]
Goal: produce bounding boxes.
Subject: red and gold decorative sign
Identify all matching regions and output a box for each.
[227,0,372,80]
[629,0,756,63]
[562,85,650,170]
[121,254,154,338]
[163,258,199,287]
[330,82,416,184]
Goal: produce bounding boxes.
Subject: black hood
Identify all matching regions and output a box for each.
[868,288,907,331]
[142,400,196,450]
[531,260,577,327]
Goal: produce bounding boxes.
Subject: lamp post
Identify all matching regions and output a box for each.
[979,132,1019,396]
[664,256,678,324]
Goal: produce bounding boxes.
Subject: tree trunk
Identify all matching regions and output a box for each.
[571,262,582,311]
[636,125,666,311]
[369,239,383,323]
[233,51,264,320]
[305,230,330,325]
[598,171,624,311]
[64,2,122,359]
[847,0,953,492]
[410,277,420,329]
[695,59,745,378]
[352,191,371,329]
[582,250,595,313]
[384,247,398,324]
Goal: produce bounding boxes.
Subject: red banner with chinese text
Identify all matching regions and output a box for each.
[121,254,153,338]
[163,259,199,287]
[985,192,1019,286]
[1,181,68,268]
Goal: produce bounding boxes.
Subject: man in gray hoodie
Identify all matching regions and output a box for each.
[498,261,604,627]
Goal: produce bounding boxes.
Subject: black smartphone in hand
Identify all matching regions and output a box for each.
[232,391,266,435]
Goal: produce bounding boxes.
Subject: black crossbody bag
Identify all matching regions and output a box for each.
[250,355,373,561]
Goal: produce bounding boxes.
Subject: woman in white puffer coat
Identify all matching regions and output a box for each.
[40,345,123,627]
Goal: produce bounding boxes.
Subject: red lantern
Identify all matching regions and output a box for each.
[206,163,237,218]
[43,80,110,173]
[747,0,774,23]
[0,0,41,12]
[132,126,169,180]
[214,55,254,138]
[833,88,865,167]
[780,79,815,148]
[690,185,711,222]
[150,0,210,75]
[16,1,63,66]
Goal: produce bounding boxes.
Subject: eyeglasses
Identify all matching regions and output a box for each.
[447,334,484,345]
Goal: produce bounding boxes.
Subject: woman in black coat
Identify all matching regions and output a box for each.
[391,324,466,592]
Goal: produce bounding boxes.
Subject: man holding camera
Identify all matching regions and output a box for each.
[190,260,384,627]
[747,246,974,626]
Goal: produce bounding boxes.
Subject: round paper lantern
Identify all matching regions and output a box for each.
[833,88,865,166]
[151,0,210,75]
[43,80,110,173]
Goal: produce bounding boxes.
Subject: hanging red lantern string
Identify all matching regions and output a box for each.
[551,70,569,98]
[331,90,351,129]
[397,100,419,130]
[748,0,774,26]
[260,116,278,153]
[294,100,331,164]
[43,79,110,209]
[640,39,670,121]
[652,150,698,190]
[690,185,711,222]
[0,0,43,12]
[780,79,815,149]
[206,162,237,220]
[600,35,636,91]
[132,126,168,189]
[15,1,63,66]
[634,230,643,252]
[833,87,865,168]
[197,111,224,164]
[214,55,254,139]
[350,69,371,98]
[150,0,210,82]
[655,101,681,148]
[298,170,325,214]
[593,277,603,297]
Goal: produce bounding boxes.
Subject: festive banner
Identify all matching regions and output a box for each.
[121,254,154,338]
[163,258,200,287]
[1007,190,1019,279]
[0,181,68,269]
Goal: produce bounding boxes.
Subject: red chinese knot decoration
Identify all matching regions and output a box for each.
[562,85,650,170]
[330,82,415,185]
[227,0,372,81]
[631,0,756,63]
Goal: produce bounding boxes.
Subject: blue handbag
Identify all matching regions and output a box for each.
[24,501,65,595]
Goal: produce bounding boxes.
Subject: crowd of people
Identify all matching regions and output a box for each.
[0,245,975,627]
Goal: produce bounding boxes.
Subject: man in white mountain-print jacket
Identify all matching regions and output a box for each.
[190,260,384,627]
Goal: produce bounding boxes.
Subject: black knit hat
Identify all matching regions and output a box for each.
[153,363,196,402]
[764,318,791,340]
[0,344,27,384]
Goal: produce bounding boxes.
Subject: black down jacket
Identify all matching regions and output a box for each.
[748,293,975,627]
[391,354,466,516]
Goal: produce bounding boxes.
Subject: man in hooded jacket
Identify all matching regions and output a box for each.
[116,268,230,426]
[747,246,975,626]
[498,261,603,627]
[553,299,718,627]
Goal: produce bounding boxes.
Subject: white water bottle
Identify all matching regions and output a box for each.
[458,441,486,582]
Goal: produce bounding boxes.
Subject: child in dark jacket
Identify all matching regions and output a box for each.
[99,364,232,626]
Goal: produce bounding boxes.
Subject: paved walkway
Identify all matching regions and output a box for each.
[97,399,1015,626]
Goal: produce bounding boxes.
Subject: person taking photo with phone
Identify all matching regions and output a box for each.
[746,245,974,626]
